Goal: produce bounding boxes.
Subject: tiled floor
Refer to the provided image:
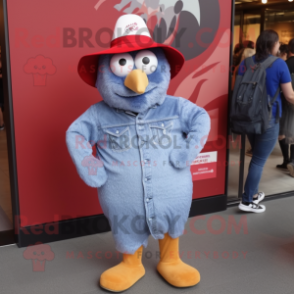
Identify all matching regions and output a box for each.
[0,196,293,294]
[227,136,294,200]
[0,128,13,229]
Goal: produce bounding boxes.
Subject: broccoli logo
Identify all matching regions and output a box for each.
[23,242,55,272]
[24,55,56,86]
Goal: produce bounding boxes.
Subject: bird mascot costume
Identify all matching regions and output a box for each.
[66,14,210,292]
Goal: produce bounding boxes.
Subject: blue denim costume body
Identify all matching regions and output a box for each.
[66,96,210,254]
[242,119,279,203]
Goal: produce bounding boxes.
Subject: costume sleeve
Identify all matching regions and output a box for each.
[65,105,108,187]
[169,98,211,169]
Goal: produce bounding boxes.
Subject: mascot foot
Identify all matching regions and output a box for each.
[100,245,145,292]
[157,233,200,288]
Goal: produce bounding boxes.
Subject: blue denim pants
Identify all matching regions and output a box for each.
[242,120,280,202]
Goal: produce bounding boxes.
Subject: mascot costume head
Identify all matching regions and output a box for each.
[66,14,210,292]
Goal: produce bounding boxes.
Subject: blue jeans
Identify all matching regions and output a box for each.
[242,121,279,202]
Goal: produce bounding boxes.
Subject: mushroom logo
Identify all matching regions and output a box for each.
[23,242,55,272]
[82,155,104,175]
[24,55,57,86]
[125,22,139,34]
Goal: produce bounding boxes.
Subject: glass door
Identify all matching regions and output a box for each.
[241,8,294,200]
[231,2,294,203]
[243,12,261,47]
[234,13,241,49]
[265,8,294,44]
[228,11,262,202]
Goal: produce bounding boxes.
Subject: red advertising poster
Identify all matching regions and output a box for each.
[6,0,232,227]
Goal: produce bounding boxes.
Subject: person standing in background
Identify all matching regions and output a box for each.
[278,39,294,177]
[232,41,255,73]
[233,44,244,73]
[0,51,4,131]
[237,30,294,213]
[278,43,289,61]
[231,48,256,91]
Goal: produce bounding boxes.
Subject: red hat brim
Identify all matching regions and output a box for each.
[78,35,185,87]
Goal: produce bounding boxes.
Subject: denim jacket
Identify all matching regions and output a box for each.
[66,95,210,254]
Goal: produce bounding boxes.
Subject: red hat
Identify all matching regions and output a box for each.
[78,14,185,87]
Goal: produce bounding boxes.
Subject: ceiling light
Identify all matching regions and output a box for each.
[262,0,267,3]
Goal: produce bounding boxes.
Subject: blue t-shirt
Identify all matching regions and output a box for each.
[238,55,291,118]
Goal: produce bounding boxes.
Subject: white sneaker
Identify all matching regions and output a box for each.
[238,202,266,213]
[252,192,265,205]
[287,163,294,178]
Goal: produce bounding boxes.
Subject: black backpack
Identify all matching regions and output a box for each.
[230,56,280,135]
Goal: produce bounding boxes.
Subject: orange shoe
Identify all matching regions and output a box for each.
[100,245,145,292]
[157,233,200,288]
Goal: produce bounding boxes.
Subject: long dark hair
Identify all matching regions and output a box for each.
[255,30,279,61]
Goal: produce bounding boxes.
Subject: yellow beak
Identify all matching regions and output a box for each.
[124,69,149,94]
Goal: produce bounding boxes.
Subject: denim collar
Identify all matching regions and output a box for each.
[114,104,158,116]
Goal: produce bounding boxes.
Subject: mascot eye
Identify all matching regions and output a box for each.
[119,59,127,66]
[135,50,158,75]
[110,53,134,77]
